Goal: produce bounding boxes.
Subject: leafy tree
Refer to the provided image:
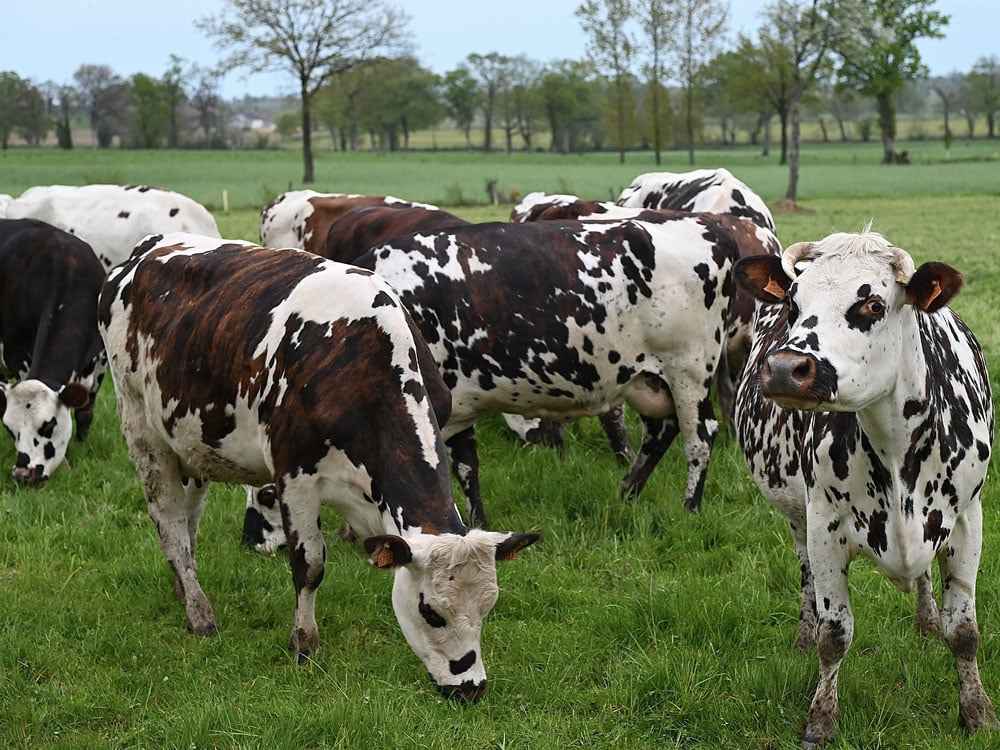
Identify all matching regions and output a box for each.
[197,0,411,182]
[576,0,636,164]
[720,34,793,160]
[540,60,601,154]
[52,84,77,149]
[466,52,509,151]
[161,56,188,148]
[441,67,480,150]
[634,0,677,164]
[129,73,169,148]
[835,0,948,163]
[961,56,1000,138]
[275,111,301,138]
[355,57,443,150]
[669,0,729,165]
[74,64,132,147]
[0,72,43,149]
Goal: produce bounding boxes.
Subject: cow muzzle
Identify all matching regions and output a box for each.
[760,350,836,410]
[12,464,46,485]
[436,679,486,702]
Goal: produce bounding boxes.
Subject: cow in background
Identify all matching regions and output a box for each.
[0,219,106,483]
[735,230,996,745]
[3,184,220,270]
[323,204,469,263]
[100,232,539,699]
[259,190,438,256]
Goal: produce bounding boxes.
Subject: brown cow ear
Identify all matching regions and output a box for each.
[905,262,964,313]
[734,255,791,303]
[364,535,413,569]
[494,532,541,561]
[59,383,91,409]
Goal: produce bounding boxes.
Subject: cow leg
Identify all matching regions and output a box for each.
[599,405,633,466]
[916,570,942,637]
[241,484,287,552]
[788,517,817,651]
[937,498,997,733]
[74,404,95,441]
[446,428,487,528]
[621,414,681,502]
[803,537,852,749]
[278,477,326,661]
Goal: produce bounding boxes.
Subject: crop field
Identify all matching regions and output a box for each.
[1,143,1000,749]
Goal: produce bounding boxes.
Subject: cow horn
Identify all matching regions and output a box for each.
[780,241,817,279]
[890,246,916,285]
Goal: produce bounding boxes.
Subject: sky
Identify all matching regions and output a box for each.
[4,0,996,100]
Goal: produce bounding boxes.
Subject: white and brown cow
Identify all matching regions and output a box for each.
[350,211,747,528]
[98,232,538,699]
[259,190,438,256]
[0,219,106,483]
[735,230,996,746]
[616,167,777,232]
[323,204,470,263]
[4,184,220,270]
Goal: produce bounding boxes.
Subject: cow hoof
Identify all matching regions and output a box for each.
[960,697,998,733]
[187,620,219,637]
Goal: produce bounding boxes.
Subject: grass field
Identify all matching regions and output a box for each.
[1,144,1000,749]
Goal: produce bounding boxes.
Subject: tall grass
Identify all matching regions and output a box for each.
[1,146,999,748]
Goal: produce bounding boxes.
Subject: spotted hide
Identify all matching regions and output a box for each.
[4,184,220,271]
[734,230,996,746]
[351,211,744,528]
[98,232,538,700]
[259,190,438,256]
[0,219,106,484]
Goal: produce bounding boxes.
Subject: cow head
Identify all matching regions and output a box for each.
[736,231,963,412]
[365,529,540,700]
[0,379,90,484]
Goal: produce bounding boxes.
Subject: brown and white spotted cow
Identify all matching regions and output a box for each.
[323,204,470,263]
[350,211,748,528]
[0,219,106,483]
[735,230,996,746]
[259,190,438,256]
[4,184,220,271]
[98,232,538,699]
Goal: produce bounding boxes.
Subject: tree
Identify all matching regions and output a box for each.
[540,60,601,154]
[130,73,169,148]
[161,56,188,148]
[931,72,962,152]
[669,0,729,165]
[189,67,227,147]
[74,64,132,147]
[576,0,636,164]
[466,52,509,151]
[0,72,45,148]
[197,0,411,183]
[441,67,480,150]
[634,0,678,164]
[835,0,948,163]
[961,56,1000,138]
[764,0,842,202]
[52,84,77,149]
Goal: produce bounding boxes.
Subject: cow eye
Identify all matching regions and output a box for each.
[864,298,886,316]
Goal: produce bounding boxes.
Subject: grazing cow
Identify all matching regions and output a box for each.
[324,204,469,263]
[0,219,106,483]
[259,190,438,256]
[4,184,220,270]
[510,192,631,223]
[99,232,538,699]
[351,211,745,529]
[616,167,777,232]
[734,230,996,746]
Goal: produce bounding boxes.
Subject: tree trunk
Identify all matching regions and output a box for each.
[779,111,789,166]
[876,92,896,164]
[301,79,315,183]
[786,91,802,202]
[685,84,695,165]
[651,82,662,166]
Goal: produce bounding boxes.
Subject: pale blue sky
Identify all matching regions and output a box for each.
[4,1,995,99]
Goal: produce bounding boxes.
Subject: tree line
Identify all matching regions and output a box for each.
[1,1,998,196]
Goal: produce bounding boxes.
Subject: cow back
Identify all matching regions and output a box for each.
[324,205,469,264]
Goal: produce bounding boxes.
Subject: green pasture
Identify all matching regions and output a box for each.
[1,144,1000,748]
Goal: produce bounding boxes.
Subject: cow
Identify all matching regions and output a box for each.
[0,194,13,216]
[98,232,538,700]
[616,167,777,232]
[0,219,107,484]
[323,204,469,263]
[510,192,629,223]
[3,184,220,270]
[259,190,438,256]
[734,229,996,746]
[349,211,746,529]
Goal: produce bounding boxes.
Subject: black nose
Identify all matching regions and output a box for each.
[436,680,486,702]
[12,465,45,485]
[761,350,818,397]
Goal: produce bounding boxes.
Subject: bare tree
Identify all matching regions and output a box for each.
[635,0,678,165]
[962,56,1000,138]
[197,0,411,183]
[577,0,636,164]
[73,64,132,147]
[467,52,510,152]
[670,0,729,165]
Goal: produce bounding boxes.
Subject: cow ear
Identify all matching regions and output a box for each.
[905,262,964,313]
[734,255,791,303]
[364,534,413,569]
[494,531,541,561]
[59,383,91,409]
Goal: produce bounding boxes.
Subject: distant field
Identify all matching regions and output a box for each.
[2,145,1000,749]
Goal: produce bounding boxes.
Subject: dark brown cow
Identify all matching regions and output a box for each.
[0,218,106,483]
[324,204,469,263]
[98,231,538,699]
[259,190,438,255]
